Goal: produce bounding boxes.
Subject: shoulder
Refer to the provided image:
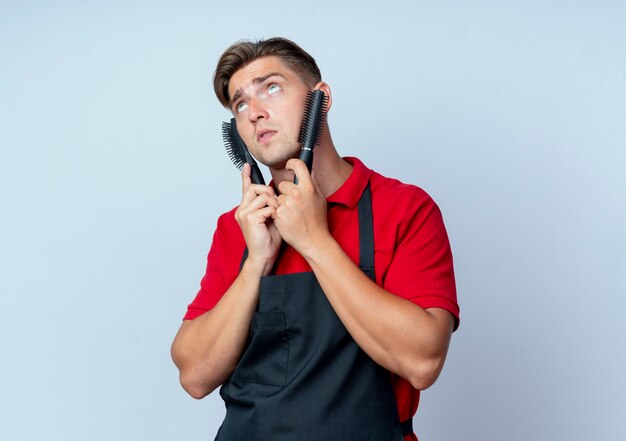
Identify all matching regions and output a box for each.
[368,167,439,221]
[345,156,436,212]
[365,166,450,251]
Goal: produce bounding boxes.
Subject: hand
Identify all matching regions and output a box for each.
[235,164,282,276]
[274,159,330,257]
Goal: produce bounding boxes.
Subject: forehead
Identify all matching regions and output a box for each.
[228,56,303,98]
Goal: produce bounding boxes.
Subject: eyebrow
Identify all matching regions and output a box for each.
[230,72,286,106]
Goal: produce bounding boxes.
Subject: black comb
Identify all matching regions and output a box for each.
[222,118,265,185]
[294,90,328,184]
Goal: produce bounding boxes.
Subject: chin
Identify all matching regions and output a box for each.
[260,148,300,169]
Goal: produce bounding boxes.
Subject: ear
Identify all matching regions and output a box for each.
[313,81,332,112]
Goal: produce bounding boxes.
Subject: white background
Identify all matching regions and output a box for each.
[1,1,625,440]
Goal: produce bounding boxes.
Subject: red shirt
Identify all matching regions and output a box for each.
[185,157,459,440]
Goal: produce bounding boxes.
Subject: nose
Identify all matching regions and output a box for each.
[247,98,268,124]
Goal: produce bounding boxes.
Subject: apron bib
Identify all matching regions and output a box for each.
[216,184,411,441]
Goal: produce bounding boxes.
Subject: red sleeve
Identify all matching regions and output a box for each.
[383,191,460,330]
[183,208,245,321]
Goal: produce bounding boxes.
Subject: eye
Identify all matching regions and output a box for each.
[235,101,248,113]
[267,83,281,94]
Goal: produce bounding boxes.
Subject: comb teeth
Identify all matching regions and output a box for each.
[298,90,328,149]
[222,120,246,170]
[222,119,266,185]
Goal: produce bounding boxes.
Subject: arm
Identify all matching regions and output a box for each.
[171,259,265,398]
[304,238,453,390]
[171,164,281,398]
[274,159,454,390]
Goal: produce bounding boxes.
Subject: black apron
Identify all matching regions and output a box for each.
[216,184,413,441]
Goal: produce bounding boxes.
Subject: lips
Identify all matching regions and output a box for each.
[256,129,276,144]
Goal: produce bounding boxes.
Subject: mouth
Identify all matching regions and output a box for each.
[256,129,276,144]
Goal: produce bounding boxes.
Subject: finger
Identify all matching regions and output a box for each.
[276,194,288,208]
[240,192,276,214]
[277,179,296,197]
[239,206,276,231]
[286,158,312,187]
[248,193,277,211]
[265,195,279,210]
[240,182,276,207]
[255,205,277,222]
[238,196,276,220]
[241,163,251,194]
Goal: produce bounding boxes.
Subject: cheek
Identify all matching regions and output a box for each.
[277,102,306,134]
[236,123,255,145]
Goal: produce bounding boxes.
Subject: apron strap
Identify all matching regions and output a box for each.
[357,182,375,281]
[239,247,248,271]
[400,419,413,436]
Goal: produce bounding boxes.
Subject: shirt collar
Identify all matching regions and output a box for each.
[326,157,371,208]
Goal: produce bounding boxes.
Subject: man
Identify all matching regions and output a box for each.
[171,37,459,441]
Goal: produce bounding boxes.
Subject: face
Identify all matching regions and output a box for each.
[228,56,313,169]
